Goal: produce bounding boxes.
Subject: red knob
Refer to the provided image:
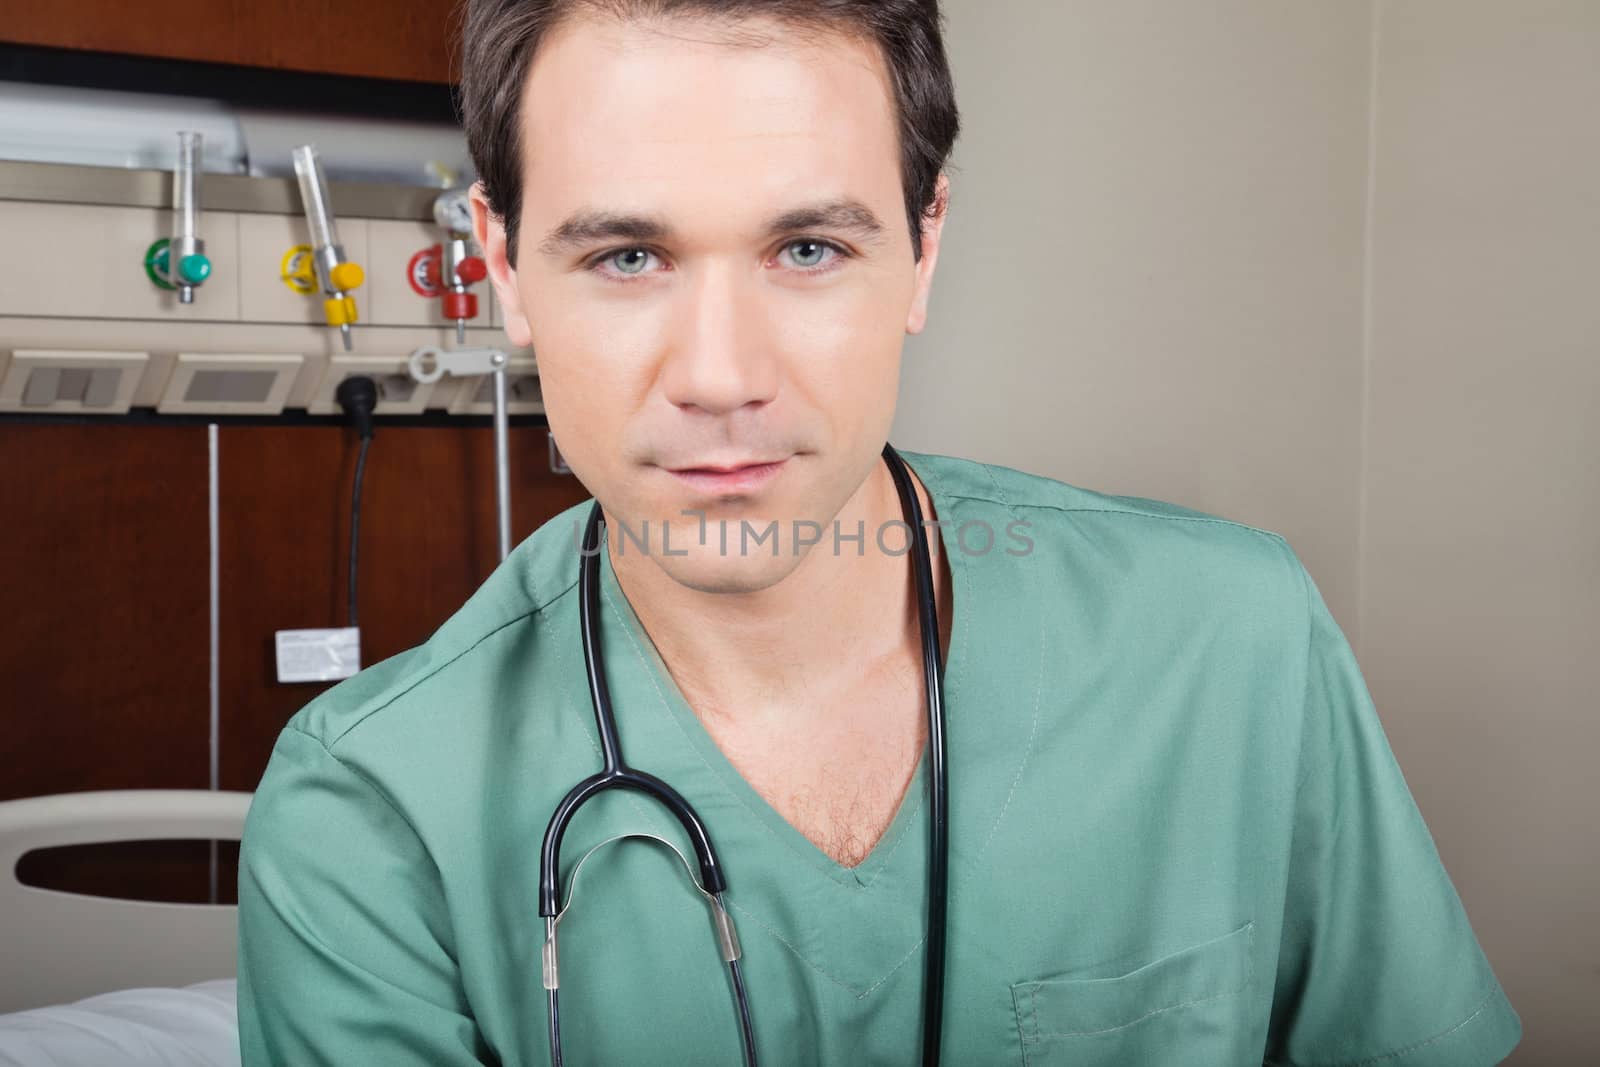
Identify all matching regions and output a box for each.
[456,256,488,285]
[443,291,479,321]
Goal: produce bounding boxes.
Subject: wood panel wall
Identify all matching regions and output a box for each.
[0,426,211,800]
[1,0,460,84]
[1,420,590,903]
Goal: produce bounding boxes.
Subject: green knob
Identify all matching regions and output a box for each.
[178,254,212,284]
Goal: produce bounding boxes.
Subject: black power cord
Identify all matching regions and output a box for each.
[335,377,378,629]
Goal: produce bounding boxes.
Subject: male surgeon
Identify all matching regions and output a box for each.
[237,1,1523,1063]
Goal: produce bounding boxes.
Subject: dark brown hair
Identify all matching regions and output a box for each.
[460,0,960,267]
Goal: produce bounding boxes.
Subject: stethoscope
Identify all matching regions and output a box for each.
[538,442,950,1066]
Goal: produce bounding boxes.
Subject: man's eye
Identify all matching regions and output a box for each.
[605,248,655,275]
[780,240,844,271]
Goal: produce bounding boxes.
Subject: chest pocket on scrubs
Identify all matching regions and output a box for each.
[1009,919,1256,1067]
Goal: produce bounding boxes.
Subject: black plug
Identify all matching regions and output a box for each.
[336,375,378,440]
[335,375,379,630]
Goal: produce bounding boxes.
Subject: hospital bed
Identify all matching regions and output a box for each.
[0,790,249,1065]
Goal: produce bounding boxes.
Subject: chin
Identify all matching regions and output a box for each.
[648,545,805,596]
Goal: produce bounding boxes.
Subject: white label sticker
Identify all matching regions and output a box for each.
[275,627,362,683]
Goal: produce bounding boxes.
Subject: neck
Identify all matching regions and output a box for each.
[607,458,950,730]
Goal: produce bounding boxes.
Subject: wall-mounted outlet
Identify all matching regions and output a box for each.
[156,353,303,415]
[308,355,440,415]
[447,360,543,415]
[0,349,150,414]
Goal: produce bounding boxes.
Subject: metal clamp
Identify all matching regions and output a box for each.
[407,345,507,384]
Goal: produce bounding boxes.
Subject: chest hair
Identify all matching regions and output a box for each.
[704,660,926,868]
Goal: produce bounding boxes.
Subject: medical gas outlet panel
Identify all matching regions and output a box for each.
[0,156,542,419]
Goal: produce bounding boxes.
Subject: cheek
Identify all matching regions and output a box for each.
[516,299,639,498]
[772,273,911,411]
[520,280,665,417]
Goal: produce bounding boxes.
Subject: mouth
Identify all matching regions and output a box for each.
[664,457,790,496]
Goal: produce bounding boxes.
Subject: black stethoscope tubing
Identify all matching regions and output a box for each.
[537,442,949,1065]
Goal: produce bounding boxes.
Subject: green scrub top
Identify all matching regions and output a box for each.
[238,450,1521,1066]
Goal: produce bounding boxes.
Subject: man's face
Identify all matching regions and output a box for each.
[474,13,946,593]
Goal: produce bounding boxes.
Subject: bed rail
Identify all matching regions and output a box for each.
[0,790,252,1013]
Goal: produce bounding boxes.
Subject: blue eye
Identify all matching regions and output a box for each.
[782,240,843,271]
[790,241,827,267]
[609,249,652,275]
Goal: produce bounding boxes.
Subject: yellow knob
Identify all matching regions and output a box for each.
[330,261,365,292]
[323,295,359,327]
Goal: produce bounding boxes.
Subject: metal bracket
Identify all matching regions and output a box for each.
[408,345,515,562]
[407,345,508,384]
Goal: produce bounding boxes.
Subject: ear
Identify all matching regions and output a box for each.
[470,182,533,349]
[904,172,951,337]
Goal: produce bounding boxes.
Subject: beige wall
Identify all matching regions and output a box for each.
[1362,3,1599,1063]
[897,2,1598,1062]
[898,0,1373,628]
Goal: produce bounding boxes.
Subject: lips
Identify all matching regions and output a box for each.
[668,459,786,473]
[665,458,789,495]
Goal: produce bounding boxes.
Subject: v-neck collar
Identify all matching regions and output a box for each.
[592,451,973,889]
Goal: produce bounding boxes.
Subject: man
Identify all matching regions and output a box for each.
[237,1,1522,1063]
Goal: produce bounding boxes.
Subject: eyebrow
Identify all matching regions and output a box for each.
[536,198,889,257]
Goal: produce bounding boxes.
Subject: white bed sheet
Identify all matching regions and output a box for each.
[0,979,238,1067]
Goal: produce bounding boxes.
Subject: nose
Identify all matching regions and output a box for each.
[658,262,780,416]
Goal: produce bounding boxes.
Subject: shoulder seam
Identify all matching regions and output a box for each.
[939,489,1290,543]
[917,453,1286,541]
[277,723,448,906]
[1287,541,1322,796]
[282,724,427,846]
[977,461,1016,512]
[321,574,580,750]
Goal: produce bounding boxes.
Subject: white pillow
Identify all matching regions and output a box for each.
[0,979,238,1067]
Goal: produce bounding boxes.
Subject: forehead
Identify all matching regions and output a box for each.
[518,13,902,223]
